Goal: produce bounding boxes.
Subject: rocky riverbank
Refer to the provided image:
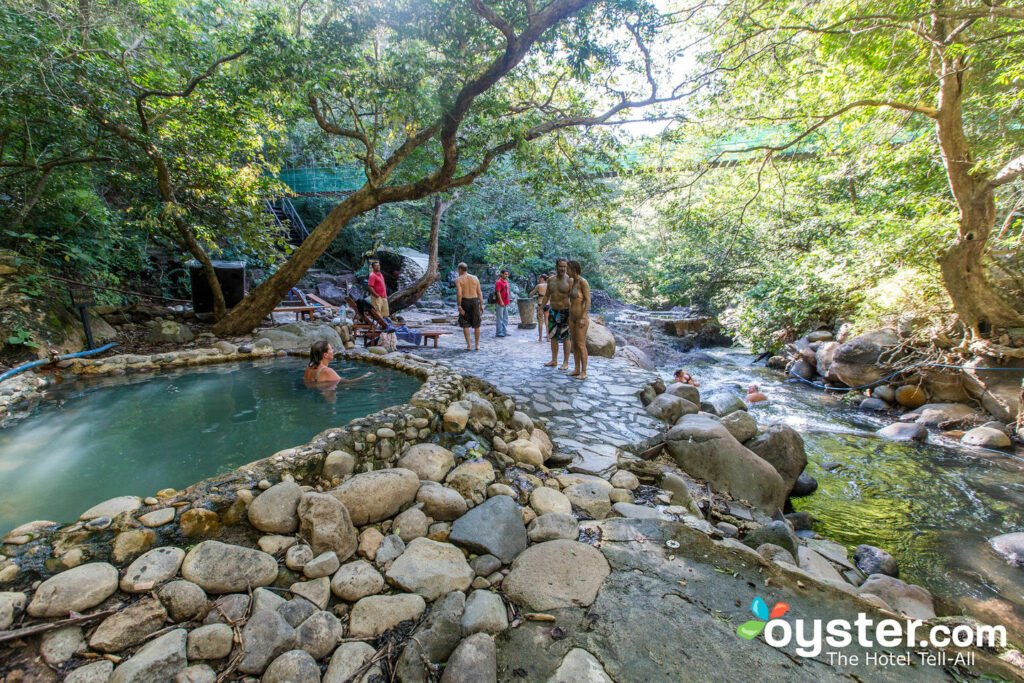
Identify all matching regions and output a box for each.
[1,328,1022,681]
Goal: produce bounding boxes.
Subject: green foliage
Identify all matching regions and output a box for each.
[6,327,39,349]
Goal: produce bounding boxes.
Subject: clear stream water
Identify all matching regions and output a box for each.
[0,358,420,535]
[674,348,1024,636]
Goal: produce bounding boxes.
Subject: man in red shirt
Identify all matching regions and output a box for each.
[494,269,511,337]
[367,261,389,317]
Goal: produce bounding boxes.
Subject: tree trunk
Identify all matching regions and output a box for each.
[12,166,54,230]
[214,187,378,335]
[933,53,1024,335]
[388,193,458,312]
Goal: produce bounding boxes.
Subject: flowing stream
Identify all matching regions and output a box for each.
[0,357,421,534]
[670,347,1024,636]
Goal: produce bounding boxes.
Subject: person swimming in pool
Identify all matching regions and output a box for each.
[303,341,371,385]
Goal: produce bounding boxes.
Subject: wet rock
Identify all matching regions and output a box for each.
[449,495,528,563]
[618,345,655,371]
[644,393,697,424]
[247,481,302,534]
[962,358,1024,423]
[323,450,355,480]
[461,589,508,636]
[181,541,278,594]
[349,593,426,637]
[386,538,474,600]
[331,560,385,601]
[440,633,496,683]
[530,429,554,460]
[297,610,343,660]
[41,625,85,665]
[503,540,609,610]
[27,562,118,618]
[743,521,798,560]
[325,642,377,683]
[395,591,466,682]
[109,628,187,683]
[530,487,572,516]
[298,492,357,561]
[158,580,207,622]
[962,426,1012,449]
[859,397,890,412]
[853,545,899,577]
[990,532,1024,567]
[89,597,167,653]
[120,547,185,593]
[527,513,579,543]
[304,551,341,579]
[80,496,142,521]
[746,424,808,493]
[701,393,747,417]
[398,443,456,482]
[238,610,299,674]
[66,660,113,683]
[418,483,469,521]
[462,392,499,431]
[894,385,927,408]
[0,591,26,630]
[877,422,928,442]
[789,472,818,497]
[563,482,612,520]
[264,650,321,683]
[858,574,935,619]
[903,402,978,426]
[330,468,420,525]
[394,506,430,543]
[186,623,234,660]
[664,382,700,405]
[291,577,331,609]
[138,508,175,528]
[720,410,757,443]
[550,648,613,683]
[757,543,796,565]
[112,529,156,563]
[666,415,786,513]
[178,508,221,537]
[784,511,815,531]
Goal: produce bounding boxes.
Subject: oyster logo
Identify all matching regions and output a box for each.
[737,597,789,639]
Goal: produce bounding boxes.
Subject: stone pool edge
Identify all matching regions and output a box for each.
[0,345,511,584]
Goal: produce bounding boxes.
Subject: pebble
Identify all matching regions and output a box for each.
[330,560,385,602]
[264,649,321,683]
[186,623,234,660]
[238,610,299,675]
[440,633,496,683]
[138,508,176,527]
[349,594,426,637]
[41,625,85,665]
[303,551,341,579]
[286,544,314,570]
[278,597,317,628]
[296,610,343,660]
[461,589,508,636]
[65,661,114,683]
[158,580,208,622]
[290,577,331,609]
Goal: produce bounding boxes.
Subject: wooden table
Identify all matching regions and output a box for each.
[273,306,319,321]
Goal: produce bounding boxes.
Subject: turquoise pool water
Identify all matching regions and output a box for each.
[0,357,421,533]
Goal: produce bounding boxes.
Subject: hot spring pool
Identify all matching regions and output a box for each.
[0,357,421,533]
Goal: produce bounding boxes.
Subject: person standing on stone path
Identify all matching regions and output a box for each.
[544,258,574,369]
[455,262,483,351]
[529,274,550,342]
[367,261,390,317]
[494,269,511,338]
[567,260,591,380]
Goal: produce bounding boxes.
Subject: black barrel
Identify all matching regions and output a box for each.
[186,260,246,313]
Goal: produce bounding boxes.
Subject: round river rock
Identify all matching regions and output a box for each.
[181,541,278,594]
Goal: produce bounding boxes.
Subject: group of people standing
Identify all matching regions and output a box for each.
[453,258,592,379]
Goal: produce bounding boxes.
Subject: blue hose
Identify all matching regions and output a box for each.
[0,342,119,383]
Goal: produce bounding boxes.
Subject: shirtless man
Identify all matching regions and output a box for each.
[545,258,573,369]
[529,274,549,342]
[455,262,483,350]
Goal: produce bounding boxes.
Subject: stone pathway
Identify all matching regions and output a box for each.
[408,316,665,475]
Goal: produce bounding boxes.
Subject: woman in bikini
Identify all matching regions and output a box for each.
[566,260,591,380]
[529,274,550,342]
[302,341,372,385]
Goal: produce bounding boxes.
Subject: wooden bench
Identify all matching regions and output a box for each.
[273,305,319,321]
[355,328,452,348]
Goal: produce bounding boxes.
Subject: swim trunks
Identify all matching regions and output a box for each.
[459,298,481,329]
[548,308,570,341]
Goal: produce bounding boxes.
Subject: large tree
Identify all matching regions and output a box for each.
[214,0,693,333]
[695,0,1024,338]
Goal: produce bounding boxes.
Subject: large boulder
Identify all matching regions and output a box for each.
[858,574,935,619]
[814,341,840,380]
[962,358,1024,423]
[990,532,1024,567]
[701,393,746,417]
[259,322,343,351]
[330,469,420,525]
[586,323,616,358]
[617,345,654,371]
[644,393,697,424]
[961,426,1012,449]
[664,382,700,405]
[827,329,899,388]
[746,424,807,493]
[503,540,609,611]
[665,415,786,512]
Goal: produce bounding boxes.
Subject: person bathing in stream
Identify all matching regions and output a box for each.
[674,369,701,387]
[746,384,767,403]
[303,341,371,384]
[545,258,573,369]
